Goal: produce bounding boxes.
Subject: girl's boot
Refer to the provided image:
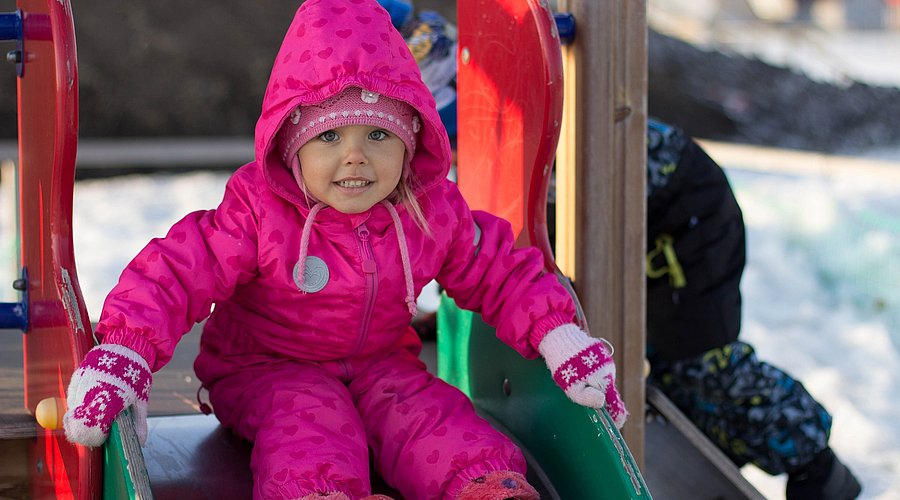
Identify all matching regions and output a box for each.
[456,471,540,500]
[298,493,348,500]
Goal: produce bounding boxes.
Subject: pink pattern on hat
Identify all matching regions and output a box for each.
[277,86,420,167]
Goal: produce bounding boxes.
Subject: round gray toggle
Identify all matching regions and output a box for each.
[294,256,329,293]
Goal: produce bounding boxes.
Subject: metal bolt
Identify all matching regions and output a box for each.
[36,458,44,475]
[460,47,470,65]
[6,50,21,64]
[12,278,26,291]
[502,378,511,396]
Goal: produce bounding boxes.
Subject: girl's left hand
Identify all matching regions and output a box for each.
[538,324,628,428]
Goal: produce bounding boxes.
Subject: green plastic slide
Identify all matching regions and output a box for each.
[437,295,652,499]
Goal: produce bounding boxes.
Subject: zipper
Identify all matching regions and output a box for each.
[353,223,377,356]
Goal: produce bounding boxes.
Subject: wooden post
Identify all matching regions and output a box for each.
[555,0,648,466]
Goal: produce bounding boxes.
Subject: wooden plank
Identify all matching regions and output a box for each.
[697,138,900,180]
[0,138,254,170]
[105,409,154,499]
[645,385,765,499]
[556,0,648,466]
[0,438,29,499]
[0,412,37,440]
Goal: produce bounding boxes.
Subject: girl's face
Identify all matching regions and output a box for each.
[297,124,405,214]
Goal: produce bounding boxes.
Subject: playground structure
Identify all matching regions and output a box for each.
[0,0,768,498]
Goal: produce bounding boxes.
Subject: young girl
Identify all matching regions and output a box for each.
[62,0,626,498]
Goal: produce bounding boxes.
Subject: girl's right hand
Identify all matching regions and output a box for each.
[63,344,152,447]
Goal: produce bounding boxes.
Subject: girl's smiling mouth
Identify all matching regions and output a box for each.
[336,179,372,189]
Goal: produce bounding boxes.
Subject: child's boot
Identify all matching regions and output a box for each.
[786,447,862,500]
[456,471,540,500]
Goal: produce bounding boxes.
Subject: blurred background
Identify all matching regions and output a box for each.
[0,0,899,499]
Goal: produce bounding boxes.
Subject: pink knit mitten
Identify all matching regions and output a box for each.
[456,471,539,500]
[538,324,627,428]
[63,344,152,447]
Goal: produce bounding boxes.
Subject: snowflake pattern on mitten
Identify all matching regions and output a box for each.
[64,344,152,447]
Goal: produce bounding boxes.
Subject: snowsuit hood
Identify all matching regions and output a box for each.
[255,0,452,210]
[97,0,575,391]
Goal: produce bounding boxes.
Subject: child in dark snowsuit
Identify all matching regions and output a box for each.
[645,118,861,500]
[60,1,627,498]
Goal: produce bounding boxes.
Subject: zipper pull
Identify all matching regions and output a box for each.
[358,224,376,274]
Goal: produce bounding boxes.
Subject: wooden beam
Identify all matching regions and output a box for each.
[556,0,648,467]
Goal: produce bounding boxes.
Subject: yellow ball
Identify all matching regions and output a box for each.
[35,397,65,430]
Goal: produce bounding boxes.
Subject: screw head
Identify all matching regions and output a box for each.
[12,278,26,291]
[6,50,22,64]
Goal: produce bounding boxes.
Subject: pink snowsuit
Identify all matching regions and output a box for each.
[95,0,576,498]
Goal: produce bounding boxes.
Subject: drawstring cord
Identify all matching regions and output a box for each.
[382,200,418,316]
[296,202,325,290]
[294,200,416,316]
[196,385,212,415]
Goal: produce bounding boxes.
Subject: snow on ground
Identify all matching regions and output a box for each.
[726,166,900,499]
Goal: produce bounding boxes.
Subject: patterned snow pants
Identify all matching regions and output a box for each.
[650,341,832,475]
[207,345,526,499]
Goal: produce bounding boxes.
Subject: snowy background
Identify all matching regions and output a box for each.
[722,158,900,499]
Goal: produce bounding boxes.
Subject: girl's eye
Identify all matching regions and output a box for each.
[319,130,339,142]
[369,129,389,141]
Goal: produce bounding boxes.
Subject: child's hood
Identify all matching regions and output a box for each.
[255,0,452,208]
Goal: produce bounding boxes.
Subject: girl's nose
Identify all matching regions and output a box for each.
[343,141,368,165]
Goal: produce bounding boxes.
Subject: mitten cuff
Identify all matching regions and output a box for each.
[96,322,158,370]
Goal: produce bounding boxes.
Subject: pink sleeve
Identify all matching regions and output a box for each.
[435,184,576,359]
[96,171,260,371]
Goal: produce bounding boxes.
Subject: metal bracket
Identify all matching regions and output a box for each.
[0,10,23,76]
[555,13,575,45]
